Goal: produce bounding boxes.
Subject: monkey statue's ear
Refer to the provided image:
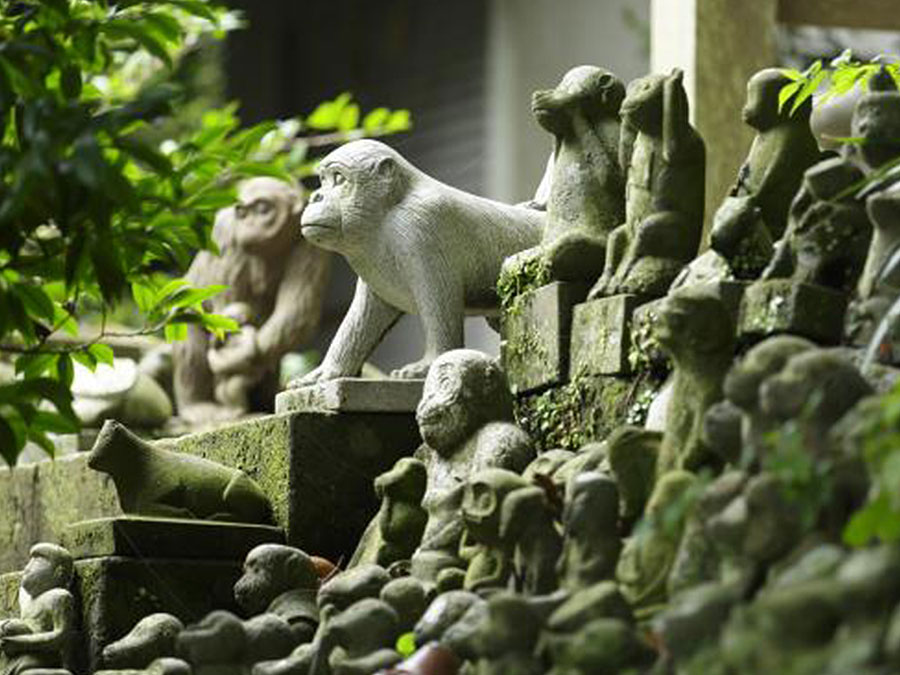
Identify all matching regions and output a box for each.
[376,156,396,179]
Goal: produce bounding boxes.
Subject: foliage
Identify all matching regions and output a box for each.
[843,383,900,547]
[779,49,900,117]
[395,632,416,658]
[0,0,411,466]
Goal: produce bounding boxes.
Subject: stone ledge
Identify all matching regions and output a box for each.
[62,516,285,561]
[275,377,424,413]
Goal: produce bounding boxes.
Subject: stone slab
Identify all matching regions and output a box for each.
[570,294,639,377]
[501,281,590,394]
[275,377,424,414]
[62,517,284,561]
[738,280,848,344]
[1,411,421,574]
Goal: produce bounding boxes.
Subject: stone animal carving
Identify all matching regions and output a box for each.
[100,614,184,671]
[557,472,621,592]
[290,140,544,384]
[174,177,330,422]
[0,544,76,675]
[507,65,625,283]
[315,599,402,675]
[655,285,736,475]
[233,544,321,645]
[408,350,535,585]
[87,420,273,524]
[499,484,563,595]
[589,69,705,301]
[710,68,822,279]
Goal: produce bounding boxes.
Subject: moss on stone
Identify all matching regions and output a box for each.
[497,254,550,311]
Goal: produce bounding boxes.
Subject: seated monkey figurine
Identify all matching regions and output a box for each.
[589,69,705,302]
[655,285,736,476]
[710,68,822,279]
[499,484,563,595]
[458,468,530,592]
[87,420,273,524]
[290,139,544,384]
[0,544,76,675]
[100,614,185,671]
[503,65,625,284]
[175,176,330,422]
[409,350,535,584]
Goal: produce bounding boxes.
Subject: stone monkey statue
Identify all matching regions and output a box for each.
[0,544,76,675]
[589,69,705,302]
[507,65,625,283]
[174,177,331,422]
[290,140,544,384]
[710,68,822,279]
[499,484,563,595]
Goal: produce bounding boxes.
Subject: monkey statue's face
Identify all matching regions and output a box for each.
[233,548,278,615]
[301,140,406,254]
[742,69,793,131]
[656,290,732,361]
[21,554,60,598]
[461,470,526,544]
[416,360,473,457]
[532,65,624,137]
[620,74,665,133]
[229,177,301,254]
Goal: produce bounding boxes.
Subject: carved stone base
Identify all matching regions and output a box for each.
[570,294,640,377]
[62,517,284,561]
[501,281,590,394]
[275,377,424,414]
[739,280,847,344]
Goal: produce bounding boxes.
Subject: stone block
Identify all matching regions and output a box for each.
[75,556,242,673]
[1,411,420,574]
[62,517,284,561]
[570,294,639,377]
[502,281,589,394]
[275,377,424,413]
[739,280,847,344]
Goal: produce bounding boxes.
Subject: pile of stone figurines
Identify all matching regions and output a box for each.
[5,58,900,675]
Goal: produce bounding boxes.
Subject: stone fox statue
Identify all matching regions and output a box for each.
[290,139,545,384]
[87,420,273,524]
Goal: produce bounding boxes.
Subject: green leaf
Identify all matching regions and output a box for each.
[363,107,390,132]
[32,410,79,435]
[396,632,416,658]
[15,353,56,379]
[102,20,174,69]
[153,278,188,306]
[778,81,803,113]
[117,134,173,175]
[306,101,339,130]
[11,283,54,323]
[131,281,156,313]
[56,353,74,387]
[386,109,412,132]
[339,104,360,131]
[164,322,188,342]
[780,68,804,82]
[88,343,115,366]
[72,350,98,371]
[791,69,827,115]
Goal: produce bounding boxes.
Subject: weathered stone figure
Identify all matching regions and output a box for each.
[174,177,330,421]
[87,420,273,524]
[589,69,705,301]
[409,350,535,584]
[509,65,625,282]
[710,68,822,279]
[0,544,76,675]
[500,484,563,595]
[290,140,544,384]
[655,285,736,475]
[99,614,184,671]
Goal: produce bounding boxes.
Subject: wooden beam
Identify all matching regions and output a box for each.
[778,0,900,31]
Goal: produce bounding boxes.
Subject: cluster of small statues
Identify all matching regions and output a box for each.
[5,58,900,675]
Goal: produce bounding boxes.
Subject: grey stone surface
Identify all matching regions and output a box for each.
[275,378,424,414]
[501,281,589,394]
[61,517,284,561]
[739,279,848,344]
[570,294,639,377]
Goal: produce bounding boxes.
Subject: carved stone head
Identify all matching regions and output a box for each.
[233,544,319,616]
[743,68,807,131]
[532,65,625,136]
[22,543,73,597]
[461,468,529,545]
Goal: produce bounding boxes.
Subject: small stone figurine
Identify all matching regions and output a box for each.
[590,69,705,301]
[0,544,76,675]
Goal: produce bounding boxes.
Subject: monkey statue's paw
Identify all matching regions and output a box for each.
[286,363,345,389]
[390,359,433,379]
[587,274,613,301]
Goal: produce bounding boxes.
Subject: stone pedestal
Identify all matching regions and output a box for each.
[739,280,847,344]
[61,517,284,561]
[275,378,424,413]
[570,294,639,377]
[501,281,589,394]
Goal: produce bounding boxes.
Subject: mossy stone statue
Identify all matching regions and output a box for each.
[87,420,273,524]
[710,69,822,279]
[589,69,705,302]
[499,484,563,595]
[503,65,625,285]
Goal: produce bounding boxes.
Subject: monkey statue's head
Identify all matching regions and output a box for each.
[656,286,735,366]
[851,66,900,173]
[742,68,808,131]
[301,140,412,254]
[620,73,666,134]
[233,544,319,616]
[723,335,815,414]
[461,468,528,545]
[374,456,427,503]
[22,543,74,598]
[217,177,303,255]
[532,65,625,137]
[416,349,515,457]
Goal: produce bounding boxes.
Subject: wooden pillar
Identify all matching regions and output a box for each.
[651,0,778,241]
